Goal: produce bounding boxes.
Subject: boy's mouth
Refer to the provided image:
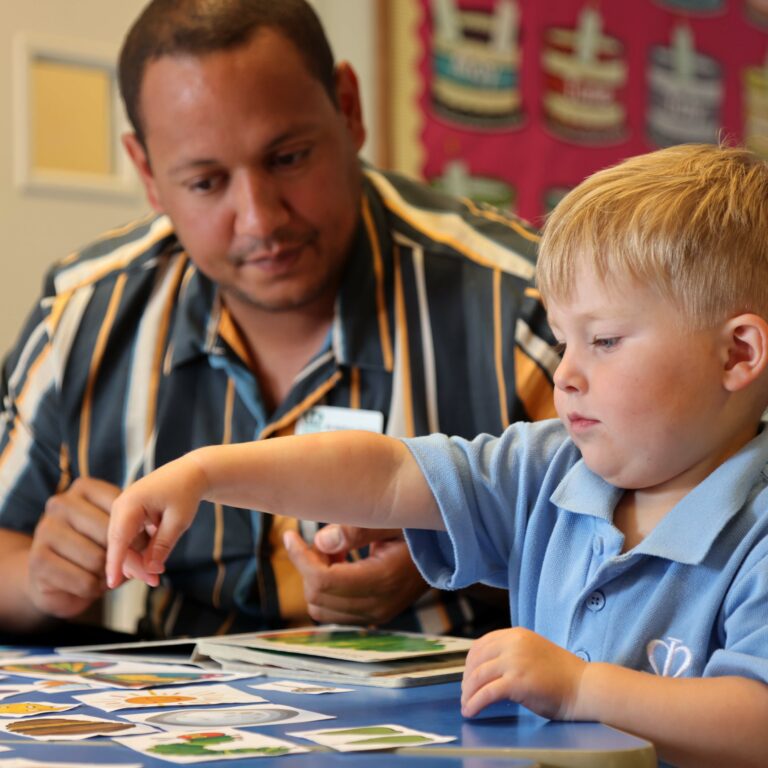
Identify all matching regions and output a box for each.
[567,412,600,432]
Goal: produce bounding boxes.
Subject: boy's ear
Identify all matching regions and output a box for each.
[122,133,164,213]
[721,314,768,392]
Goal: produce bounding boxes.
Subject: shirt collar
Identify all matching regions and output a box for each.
[551,427,768,565]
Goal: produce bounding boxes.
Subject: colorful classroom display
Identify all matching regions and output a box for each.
[420,0,767,222]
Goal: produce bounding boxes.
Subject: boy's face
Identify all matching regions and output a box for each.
[547,264,743,493]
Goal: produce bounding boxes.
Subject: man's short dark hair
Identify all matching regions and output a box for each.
[119,0,337,147]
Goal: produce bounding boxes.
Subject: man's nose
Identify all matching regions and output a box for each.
[232,171,290,239]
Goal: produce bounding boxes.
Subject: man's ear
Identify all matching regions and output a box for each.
[122,133,164,213]
[334,62,366,152]
[722,314,768,392]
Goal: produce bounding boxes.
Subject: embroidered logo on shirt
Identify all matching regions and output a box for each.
[646,636,692,677]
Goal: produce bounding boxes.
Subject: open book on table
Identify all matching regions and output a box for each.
[60,625,471,688]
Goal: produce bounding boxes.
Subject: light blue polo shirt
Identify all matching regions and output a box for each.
[404,420,768,683]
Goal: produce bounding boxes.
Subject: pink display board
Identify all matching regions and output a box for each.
[419,0,768,223]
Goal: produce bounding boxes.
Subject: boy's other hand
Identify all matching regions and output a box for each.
[284,527,429,626]
[461,627,587,720]
[28,477,118,619]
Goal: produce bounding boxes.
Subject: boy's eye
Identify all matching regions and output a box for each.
[552,341,566,356]
[592,337,621,350]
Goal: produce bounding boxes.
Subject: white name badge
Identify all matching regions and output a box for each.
[295,405,384,435]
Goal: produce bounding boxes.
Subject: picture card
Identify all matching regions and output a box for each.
[0,700,78,718]
[33,679,101,693]
[114,728,308,763]
[123,703,334,730]
[0,713,155,741]
[289,723,456,751]
[0,655,240,688]
[249,680,352,695]
[75,683,266,712]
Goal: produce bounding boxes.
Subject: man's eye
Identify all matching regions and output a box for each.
[187,176,221,194]
[272,148,310,169]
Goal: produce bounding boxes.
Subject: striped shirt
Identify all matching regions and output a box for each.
[0,167,558,639]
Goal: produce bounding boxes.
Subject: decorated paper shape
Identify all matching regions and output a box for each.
[76,683,266,713]
[289,723,456,752]
[123,703,333,730]
[33,680,101,693]
[0,701,78,718]
[0,655,240,689]
[249,680,352,695]
[114,728,308,763]
[0,713,154,741]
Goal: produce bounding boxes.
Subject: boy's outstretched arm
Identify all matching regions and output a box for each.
[106,431,441,589]
[462,628,768,768]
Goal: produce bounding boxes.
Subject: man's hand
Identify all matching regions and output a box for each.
[284,525,429,626]
[28,477,120,619]
[461,627,587,720]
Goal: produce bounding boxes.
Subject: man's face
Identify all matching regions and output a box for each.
[125,29,366,313]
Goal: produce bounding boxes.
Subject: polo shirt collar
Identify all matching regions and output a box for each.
[164,171,394,376]
[551,427,768,565]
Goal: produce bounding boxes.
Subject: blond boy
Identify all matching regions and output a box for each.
[107,144,768,767]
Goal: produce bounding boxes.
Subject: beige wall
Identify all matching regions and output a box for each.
[0,0,379,355]
[0,1,150,353]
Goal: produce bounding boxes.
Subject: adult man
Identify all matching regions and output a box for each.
[0,0,556,639]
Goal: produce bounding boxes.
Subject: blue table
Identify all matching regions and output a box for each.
[0,666,655,767]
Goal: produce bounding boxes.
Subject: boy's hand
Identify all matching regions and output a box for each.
[461,627,587,720]
[106,455,208,589]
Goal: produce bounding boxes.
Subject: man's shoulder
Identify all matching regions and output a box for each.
[364,167,539,280]
[49,214,180,296]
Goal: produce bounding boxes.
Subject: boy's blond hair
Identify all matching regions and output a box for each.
[537,144,768,328]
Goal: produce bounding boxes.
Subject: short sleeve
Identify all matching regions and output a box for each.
[403,420,573,591]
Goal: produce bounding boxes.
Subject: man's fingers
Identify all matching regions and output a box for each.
[283,530,331,573]
[37,516,107,576]
[313,525,404,554]
[69,477,121,511]
[34,553,106,601]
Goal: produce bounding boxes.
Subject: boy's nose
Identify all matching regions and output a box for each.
[232,171,290,239]
[553,350,586,393]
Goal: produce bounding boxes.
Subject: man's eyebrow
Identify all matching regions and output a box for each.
[167,159,219,178]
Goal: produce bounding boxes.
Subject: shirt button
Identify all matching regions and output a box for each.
[586,590,606,612]
[575,650,591,662]
[593,537,604,555]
